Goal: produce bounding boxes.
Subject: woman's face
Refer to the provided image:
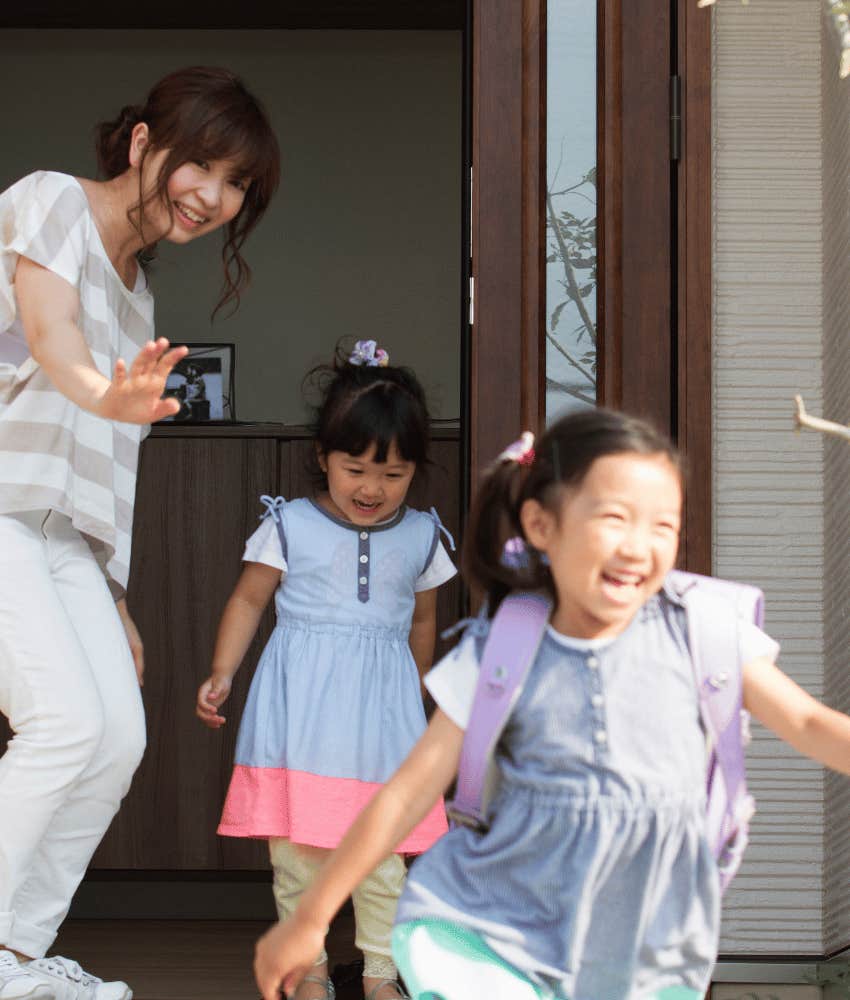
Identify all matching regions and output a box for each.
[144,155,250,244]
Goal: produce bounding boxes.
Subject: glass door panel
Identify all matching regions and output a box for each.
[546,0,598,419]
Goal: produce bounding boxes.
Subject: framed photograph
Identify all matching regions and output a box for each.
[159,343,236,423]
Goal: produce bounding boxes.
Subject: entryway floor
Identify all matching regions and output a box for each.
[55,912,360,1000]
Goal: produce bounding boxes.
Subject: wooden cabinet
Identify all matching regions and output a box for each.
[0,425,460,871]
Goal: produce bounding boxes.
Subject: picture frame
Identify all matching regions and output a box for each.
[159,343,236,423]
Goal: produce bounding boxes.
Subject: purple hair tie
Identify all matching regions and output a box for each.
[349,340,389,367]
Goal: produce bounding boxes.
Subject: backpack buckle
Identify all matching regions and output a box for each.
[445,803,489,833]
[486,664,509,695]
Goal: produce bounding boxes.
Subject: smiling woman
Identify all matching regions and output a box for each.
[0,65,280,1000]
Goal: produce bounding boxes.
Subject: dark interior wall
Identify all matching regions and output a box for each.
[0,28,463,423]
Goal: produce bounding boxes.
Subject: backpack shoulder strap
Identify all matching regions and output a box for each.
[447,591,552,831]
[665,570,762,888]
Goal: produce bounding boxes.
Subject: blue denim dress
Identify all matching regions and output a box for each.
[397,587,774,1000]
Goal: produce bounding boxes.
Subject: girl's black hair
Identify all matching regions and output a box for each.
[304,342,431,488]
[463,407,683,613]
[94,65,281,317]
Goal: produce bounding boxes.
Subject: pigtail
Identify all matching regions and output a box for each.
[462,455,554,615]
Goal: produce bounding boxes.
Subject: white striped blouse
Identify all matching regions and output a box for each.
[0,171,155,597]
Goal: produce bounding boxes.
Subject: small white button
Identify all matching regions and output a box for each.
[360,531,368,540]
[587,656,599,669]
[594,729,607,745]
[359,576,368,585]
[591,693,604,708]
[360,554,369,563]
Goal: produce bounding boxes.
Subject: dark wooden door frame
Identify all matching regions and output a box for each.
[470,0,712,572]
[469,0,546,484]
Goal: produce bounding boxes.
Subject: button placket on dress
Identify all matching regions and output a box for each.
[586,652,609,759]
[357,529,370,603]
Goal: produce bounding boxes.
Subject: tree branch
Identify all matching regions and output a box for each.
[546,330,596,387]
[546,189,597,347]
[794,394,850,442]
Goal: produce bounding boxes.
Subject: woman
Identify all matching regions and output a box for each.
[0,65,280,1000]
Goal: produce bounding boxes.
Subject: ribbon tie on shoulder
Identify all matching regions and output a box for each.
[429,507,456,552]
[441,605,491,642]
[259,494,287,522]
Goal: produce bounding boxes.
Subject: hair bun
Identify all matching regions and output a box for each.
[118,104,144,134]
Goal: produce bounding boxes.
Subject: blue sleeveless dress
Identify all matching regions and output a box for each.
[218,497,452,852]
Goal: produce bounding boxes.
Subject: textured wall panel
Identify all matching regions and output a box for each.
[713,0,824,954]
[821,12,850,957]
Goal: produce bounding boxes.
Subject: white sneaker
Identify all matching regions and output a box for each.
[24,958,131,1000]
[0,951,54,999]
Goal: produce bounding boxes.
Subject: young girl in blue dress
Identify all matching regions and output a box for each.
[254,407,850,1000]
[197,341,456,1000]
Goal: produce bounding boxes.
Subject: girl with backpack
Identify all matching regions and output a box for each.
[254,407,850,1000]
[196,342,456,1000]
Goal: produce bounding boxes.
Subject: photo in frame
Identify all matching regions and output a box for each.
[159,343,236,423]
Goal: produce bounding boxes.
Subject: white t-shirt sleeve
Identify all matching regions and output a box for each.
[740,621,780,665]
[242,516,288,573]
[9,172,89,292]
[415,540,457,592]
[424,634,480,731]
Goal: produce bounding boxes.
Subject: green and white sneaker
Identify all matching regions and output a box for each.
[0,951,54,1000]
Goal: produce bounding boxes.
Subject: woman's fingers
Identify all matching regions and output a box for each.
[156,344,189,375]
[152,396,182,421]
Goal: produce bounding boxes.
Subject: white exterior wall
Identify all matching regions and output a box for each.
[822,11,850,957]
[713,0,825,953]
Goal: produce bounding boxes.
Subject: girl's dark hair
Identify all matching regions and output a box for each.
[304,342,431,489]
[95,65,281,316]
[463,407,683,613]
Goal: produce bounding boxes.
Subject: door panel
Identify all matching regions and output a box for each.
[471,0,711,568]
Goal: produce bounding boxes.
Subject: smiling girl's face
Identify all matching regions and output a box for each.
[319,440,416,526]
[521,451,682,640]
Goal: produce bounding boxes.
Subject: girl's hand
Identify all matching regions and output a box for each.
[196,675,233,728]
[116,598,145,686]
[97,338,189,424]
[255,915,327,1000]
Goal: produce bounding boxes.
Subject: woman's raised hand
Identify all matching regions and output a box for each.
[97,338,189,424]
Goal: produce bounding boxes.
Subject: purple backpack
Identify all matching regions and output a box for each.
[446,570,765,894]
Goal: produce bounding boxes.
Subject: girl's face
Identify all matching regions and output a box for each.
[319,440,416,526]
[132,132,250,243]
[521,451,682,640]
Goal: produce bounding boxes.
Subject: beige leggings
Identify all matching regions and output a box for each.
[269,838,405,980]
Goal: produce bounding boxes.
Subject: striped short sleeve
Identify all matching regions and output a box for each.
[0,171,155,597]
[4,171,89,294]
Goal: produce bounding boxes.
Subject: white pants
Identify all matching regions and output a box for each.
[0,511,146,958]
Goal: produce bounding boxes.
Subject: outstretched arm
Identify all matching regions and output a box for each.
[254,708,464,1000]
[17,256,187,424]
[744,656,850,775]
